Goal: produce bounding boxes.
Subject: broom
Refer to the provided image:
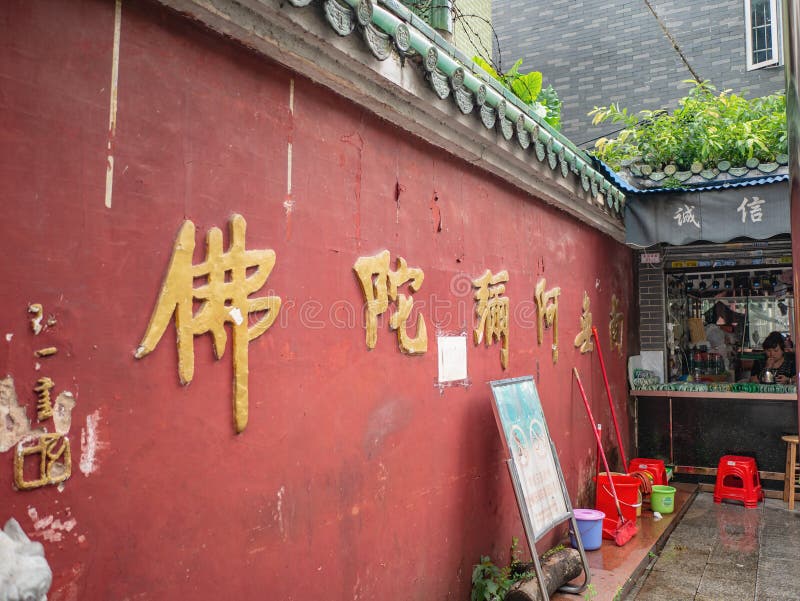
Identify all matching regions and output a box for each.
[591,326,654,496]
[573,367,638,546]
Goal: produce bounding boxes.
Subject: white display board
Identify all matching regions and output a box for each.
[437,335,468,383]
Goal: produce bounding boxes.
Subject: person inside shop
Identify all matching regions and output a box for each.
[750,331,797,384]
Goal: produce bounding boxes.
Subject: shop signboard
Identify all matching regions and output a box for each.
[626,181,789,247]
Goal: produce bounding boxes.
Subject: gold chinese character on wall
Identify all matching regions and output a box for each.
[473,270,510,369]
[34,377,54,421]
[574,291,594,354]
[534,278,561,363]
[353,250,427,354]
[609,294,624,355]
[14,433,71,490]
[135,214,281,434]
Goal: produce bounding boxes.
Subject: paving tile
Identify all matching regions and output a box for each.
[702,561,757,583]
[657,534,714,555]
[756,591,799,601]
[695,573,756,600]
[757,556,800,590]
[758,534,799,559]
[707,543,758,571]
[634,570,699,601]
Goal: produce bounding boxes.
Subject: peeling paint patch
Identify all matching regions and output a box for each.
[5,333,12,342]
[104,0,122,209]
[285,78,295,242]
[28,303,44,334]
[286,144,293,202]
[272,486,286,541]
[0,376,44,452]
[53,392,77,435]
[79,410,106,476]
[29,513,78,543]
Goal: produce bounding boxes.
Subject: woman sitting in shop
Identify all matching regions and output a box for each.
[750,331,797,384]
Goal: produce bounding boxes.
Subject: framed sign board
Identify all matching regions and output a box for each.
[490,376,571,540]
[489,376,590,599]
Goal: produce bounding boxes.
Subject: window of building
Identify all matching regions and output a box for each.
[745,0,782,70]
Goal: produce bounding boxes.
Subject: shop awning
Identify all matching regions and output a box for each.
[625,180,790,247]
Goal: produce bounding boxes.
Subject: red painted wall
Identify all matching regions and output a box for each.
[0,1,634,598]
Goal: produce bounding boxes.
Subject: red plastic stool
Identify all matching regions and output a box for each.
[628,458,667,485]
[713,455,764,508]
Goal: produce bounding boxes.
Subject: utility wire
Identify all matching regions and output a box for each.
[643,0,702,83]
[451,6,505,73]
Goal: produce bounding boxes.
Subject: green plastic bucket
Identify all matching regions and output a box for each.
[651,485,676,514]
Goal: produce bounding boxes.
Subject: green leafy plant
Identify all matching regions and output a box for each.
[583,583,597,601]
[471,538,536,601]
[471,555,516,601]
[474,57,562,130]
[588,80,787,172]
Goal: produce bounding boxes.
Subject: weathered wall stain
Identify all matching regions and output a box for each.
[362,398,412,460]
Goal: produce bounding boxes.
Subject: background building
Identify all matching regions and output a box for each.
[493,0,787,145]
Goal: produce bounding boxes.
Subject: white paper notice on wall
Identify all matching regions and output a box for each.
[437,335,468,383]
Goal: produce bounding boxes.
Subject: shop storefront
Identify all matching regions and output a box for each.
[625,176,796,487]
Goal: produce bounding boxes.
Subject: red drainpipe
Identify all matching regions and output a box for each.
[784,0,800,431]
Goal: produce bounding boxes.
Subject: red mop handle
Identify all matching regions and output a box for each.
[573,367,622,505]
[592,326,627,467]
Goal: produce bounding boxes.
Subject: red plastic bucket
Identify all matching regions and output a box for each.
[628,458,667,485]
[595,473,641,525]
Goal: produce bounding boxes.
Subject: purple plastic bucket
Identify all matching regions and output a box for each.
[569,508,605,551]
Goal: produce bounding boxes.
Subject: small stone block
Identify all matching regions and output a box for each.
[690,161,703,174]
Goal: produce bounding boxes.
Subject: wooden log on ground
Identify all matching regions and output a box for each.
[504,548,584,601]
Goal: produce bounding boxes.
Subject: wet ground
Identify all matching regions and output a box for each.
[625,492,800,601]
[552,484,800,601]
